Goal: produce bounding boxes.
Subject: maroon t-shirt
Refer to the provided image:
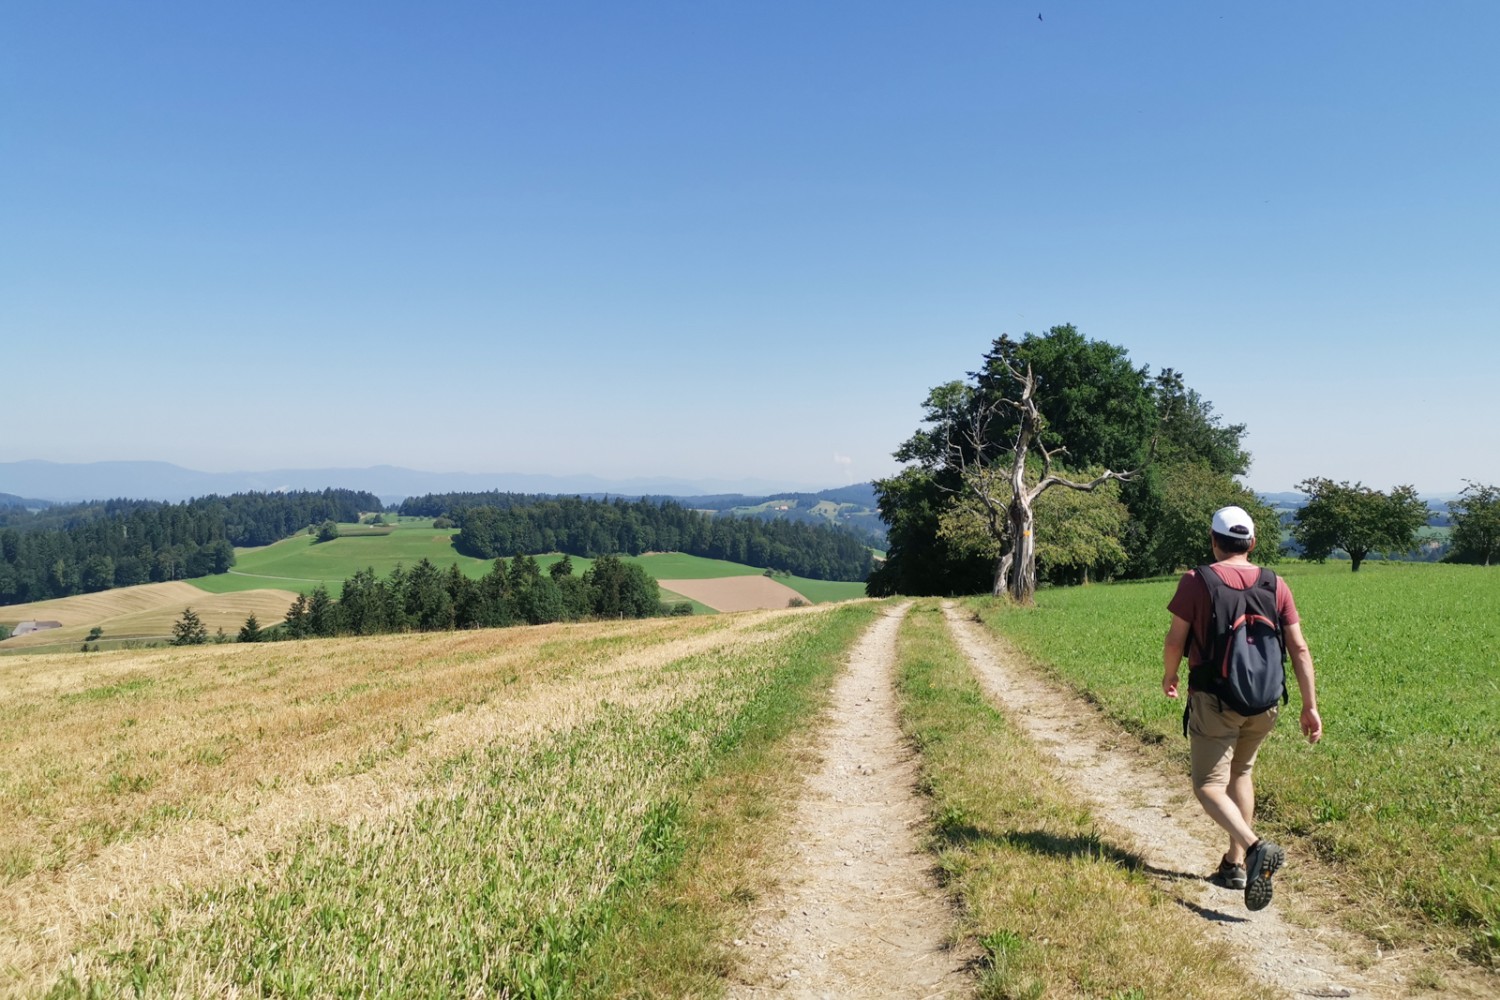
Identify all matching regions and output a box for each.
[1167,562,1299,670]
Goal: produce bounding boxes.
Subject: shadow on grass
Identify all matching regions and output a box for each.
[937,820,1254,925]
[937,821,1148,872]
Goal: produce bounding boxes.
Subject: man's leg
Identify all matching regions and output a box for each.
[1189,693,1259,855]
[1223,707,1279,864]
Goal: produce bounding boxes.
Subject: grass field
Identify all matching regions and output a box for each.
[0,584,300,654]
[967,560,1500,965]
[191,524,866,608]
[0,603,879,996]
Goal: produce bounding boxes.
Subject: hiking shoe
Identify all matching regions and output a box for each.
[1209,855,1246,890]
[1244,840,1284,911]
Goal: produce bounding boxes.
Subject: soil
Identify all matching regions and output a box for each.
[728,603,974,997]
[658,576,809,612]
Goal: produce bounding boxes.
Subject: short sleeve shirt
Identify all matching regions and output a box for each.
[1167,562,1299,669]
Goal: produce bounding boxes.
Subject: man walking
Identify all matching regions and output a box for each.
[1162,505,1322,911]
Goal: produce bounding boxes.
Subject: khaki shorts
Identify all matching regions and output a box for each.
[1188,690,1279,792]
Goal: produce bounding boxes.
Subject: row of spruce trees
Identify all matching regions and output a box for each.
[219,554,672,643]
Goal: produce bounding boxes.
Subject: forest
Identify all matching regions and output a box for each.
[0,489,380,604]
[223,553,669,642]
[451,496,873,581]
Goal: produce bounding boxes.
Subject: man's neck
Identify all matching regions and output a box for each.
[1214,552,1253,566]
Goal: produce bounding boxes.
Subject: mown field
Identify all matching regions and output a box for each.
[967,560,1500,967]
[0,604,881,996]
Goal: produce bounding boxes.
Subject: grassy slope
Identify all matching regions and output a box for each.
[968,560,1500,965]
[192,526,864,607]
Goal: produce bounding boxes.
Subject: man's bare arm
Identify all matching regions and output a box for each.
[1162,614,1190,698]
[1283,622,1322,743]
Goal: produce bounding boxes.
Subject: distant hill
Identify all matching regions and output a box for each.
[0,460,833,506]
[0,492,53,510]
[653,484,886,547]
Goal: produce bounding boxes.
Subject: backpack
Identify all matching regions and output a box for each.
[1191,565,1288,717]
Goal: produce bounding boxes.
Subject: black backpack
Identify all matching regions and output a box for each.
[1190,565,1288,717]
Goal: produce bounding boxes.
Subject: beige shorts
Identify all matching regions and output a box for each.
[1188,690,1279,791]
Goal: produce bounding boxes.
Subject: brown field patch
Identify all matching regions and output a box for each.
[0,587,299,650]
[658,576,808,612]
[0,582,210,628]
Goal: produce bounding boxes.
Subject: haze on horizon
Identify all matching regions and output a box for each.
[4,3,1495,497]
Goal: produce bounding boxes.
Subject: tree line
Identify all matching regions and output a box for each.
[211,554,671,643]
[0,489,380,604]
[452,496,873,581]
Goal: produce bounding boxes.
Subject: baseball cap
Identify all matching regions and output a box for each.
[1211,505,1256,539]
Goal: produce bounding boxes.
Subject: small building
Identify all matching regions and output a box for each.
[12,620,63,637]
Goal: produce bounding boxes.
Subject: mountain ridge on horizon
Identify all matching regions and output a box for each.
[0,459,848,506]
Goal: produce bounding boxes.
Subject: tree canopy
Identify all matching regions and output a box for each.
[1291,478,1429,572]
[1445,480,1500,566]
[870,325,1271,596]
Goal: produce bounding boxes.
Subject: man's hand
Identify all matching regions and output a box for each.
[1162,671,1180,699]
[1301,707,1323,744]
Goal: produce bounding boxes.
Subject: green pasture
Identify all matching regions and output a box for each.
[968,560,1500,964]
[626,553,762,579]
[191,529,863,608]
[776,575,868,603]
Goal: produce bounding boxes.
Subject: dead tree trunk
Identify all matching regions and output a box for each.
[949,362,1143,605]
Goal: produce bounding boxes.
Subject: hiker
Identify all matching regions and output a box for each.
[1161,505,1322,911]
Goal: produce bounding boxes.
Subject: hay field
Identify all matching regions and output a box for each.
[0,582,208,628]
[0,603,876,996]
[659,575,811,611]
[0,586,299,652]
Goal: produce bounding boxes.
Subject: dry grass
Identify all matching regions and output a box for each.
[0,608,831,995]
[0,582,212,628]
[0,587,300,650]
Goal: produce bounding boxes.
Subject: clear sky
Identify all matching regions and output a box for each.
[4,2,1496,495]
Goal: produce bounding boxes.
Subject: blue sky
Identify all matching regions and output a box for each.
[4,2,1495,494]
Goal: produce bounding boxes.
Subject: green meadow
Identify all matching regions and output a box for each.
[190,521,867,607]
[967,560,1500,965]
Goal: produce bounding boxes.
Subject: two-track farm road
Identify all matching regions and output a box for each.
[729,603,973,998]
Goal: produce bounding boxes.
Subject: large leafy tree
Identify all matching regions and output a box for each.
[1447,480,1500,566]
[872,324,1254,595]
[1292,478,1429,572]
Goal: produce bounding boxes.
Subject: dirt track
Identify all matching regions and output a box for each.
[728,603,973,997]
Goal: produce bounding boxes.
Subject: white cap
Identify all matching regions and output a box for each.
[1212,505,1256,539]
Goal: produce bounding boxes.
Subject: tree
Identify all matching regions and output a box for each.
[1448,480,1500,566]
[171,606,208,646]
[1292,478,1429,572]
[283,592,310,639]
[238,613,263,643]
[947,362,1143,602]
[315,520,339,543]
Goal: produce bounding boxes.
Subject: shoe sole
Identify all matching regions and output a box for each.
[1245,843,1284,911]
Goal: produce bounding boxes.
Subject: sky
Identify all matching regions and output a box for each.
[4,1,1496,495]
